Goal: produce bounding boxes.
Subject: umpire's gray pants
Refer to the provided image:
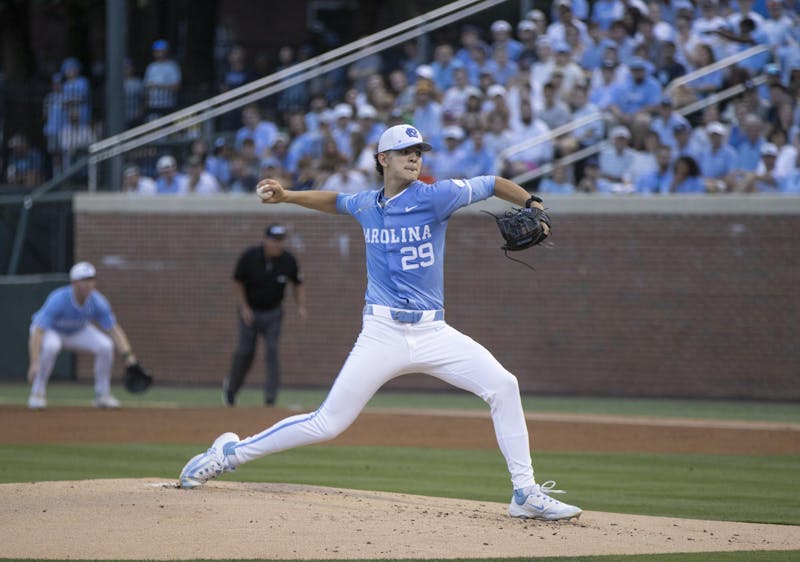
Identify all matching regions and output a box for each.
[227,307,283,404]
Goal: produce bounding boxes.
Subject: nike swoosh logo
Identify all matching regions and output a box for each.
[405,205,419,212]
[531,503,545,510]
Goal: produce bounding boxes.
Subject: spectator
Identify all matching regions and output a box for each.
[60,57,91,126]
[483,111,515,169]
[629,129,661,182]
[319,160,369,193]
[42,73,67,174]
[589,59,622,110]
[539,161,576,193]
[679,43,725,102]
[579,21,607,70]
[697,121,738,190]
[123,58,145,128]
[653,40,687,87]
[591,0,621,31]
[259,157,292,187]
[226,154,259,193]
[547,0,590,46]
[516,20,540,68]
[347,48,383,94]
[761,0,793,48]
[489,20,523,62]
[455,25,488,69]
[550,42,585,96]
[635,144,675,193]
[669,155,706,192]
[235,104,279,159]
[143,39,182,120]
[219,45,257,130]
[770,127,799,179]
[154,155,185,194]
[742,142,781,192]
[608,57,663,128]
[577,157,601,192]
[206,137,233,186]
[598,125,637,191]
[530,37,555,88]
[556,83,604,170]
[121,164,157,194]
[411,81,443,140]
[733,113,767,171]
[485,43,519,86]
[442,68,477,119]
[428,125,467,180]
[459,128,495,176]
[507,99,552,175]
[59,107,96,169]
[330,102,357,160]
[670,122,703,162]
[6,134,45,187]
[650,96,691,148]
[527,9,549,36]
[239,138,263,179]
[459,87,485,133]
[179,155,222,194]
[430,44,461,92]
[538,80,572,130]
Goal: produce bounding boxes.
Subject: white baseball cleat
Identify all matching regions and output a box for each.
[28,394,47,410]
[93,394,121,409]
[508,481,582,520]
[180,432,240,489]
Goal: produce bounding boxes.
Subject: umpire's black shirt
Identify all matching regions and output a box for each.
[233,245,302,311]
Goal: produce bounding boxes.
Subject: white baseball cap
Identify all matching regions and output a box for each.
[70,261,96,281]
[376,125,432,154]
[706,121,727,136]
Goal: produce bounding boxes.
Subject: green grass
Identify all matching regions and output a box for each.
[1,443,798,525]
[2,382,799,422]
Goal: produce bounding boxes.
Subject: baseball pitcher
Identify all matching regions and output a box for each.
[180,124,580,520]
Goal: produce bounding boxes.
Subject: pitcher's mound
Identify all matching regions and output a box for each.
[2,479,798,560]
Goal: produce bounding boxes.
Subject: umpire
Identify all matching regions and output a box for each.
[224,223,306,406]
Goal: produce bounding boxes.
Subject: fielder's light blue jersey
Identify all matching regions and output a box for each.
[31,286,116,334]
[336,175,495,310]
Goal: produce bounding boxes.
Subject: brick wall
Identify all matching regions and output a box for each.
[74,195,800,400]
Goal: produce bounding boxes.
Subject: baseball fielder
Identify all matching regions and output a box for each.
[180,124,581,520]
[27,261,138,409]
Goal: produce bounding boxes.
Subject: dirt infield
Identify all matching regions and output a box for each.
[2,406,799,559]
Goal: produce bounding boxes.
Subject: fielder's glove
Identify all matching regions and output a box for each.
[486,196,551,269]
[124,362,153,394]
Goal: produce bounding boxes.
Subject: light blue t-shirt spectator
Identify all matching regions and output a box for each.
[698,145,739,178]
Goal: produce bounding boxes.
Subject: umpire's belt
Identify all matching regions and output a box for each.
[363,304,444,324]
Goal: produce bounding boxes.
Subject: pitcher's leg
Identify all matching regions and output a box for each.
[419,324,534,489]
[229,317,406,465]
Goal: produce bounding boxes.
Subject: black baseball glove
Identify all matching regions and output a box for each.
[124,362,154,394]
[492,206,551,252]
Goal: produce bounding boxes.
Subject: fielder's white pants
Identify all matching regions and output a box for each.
[230,313,536,490]
[30,324,114,398]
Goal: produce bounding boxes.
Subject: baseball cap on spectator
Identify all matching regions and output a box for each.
[628,57,648,70]
[600,39,618,51]
[673,122,690,133]
[610,125,631,139]
[272,132,290,146]
[760,143,779,157]
[553,41,571,53]
[152,39,169,51]
[265,224,287,240]
[261,157,281,169]
[555,0,572,9]
[357,105,378,119]
[443,126,465,140]
[415,64,434,80]
[465,86,483,98]
[487,84,507,98]
[518,20,536,32]
[490,20,512,33]
[673,0,694,12]
[706,121,727,136]
[70,261,96,281]
[214,136,227,148]
[319,109,336,124]
[376,125,432,154]
[156,155,177,171]
[333,103,353,119]
[527,9,546,21]
[123,165,139,177]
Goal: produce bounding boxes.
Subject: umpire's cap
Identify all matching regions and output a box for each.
[265,224,287,240]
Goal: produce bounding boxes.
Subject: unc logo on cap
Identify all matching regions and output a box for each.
[406,127,420,139]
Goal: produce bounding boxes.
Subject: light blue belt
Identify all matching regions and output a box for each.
[364,304,445,324]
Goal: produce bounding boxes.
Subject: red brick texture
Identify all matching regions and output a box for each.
[74,200,799,400]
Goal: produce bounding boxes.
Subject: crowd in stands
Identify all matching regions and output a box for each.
[6,0,800,194]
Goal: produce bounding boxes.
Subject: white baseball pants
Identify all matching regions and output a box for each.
[30,324,114,398]
[230,311,536,490]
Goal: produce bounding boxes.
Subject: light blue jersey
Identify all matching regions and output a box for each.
[31,286,116,334]
[336,176,496,310]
